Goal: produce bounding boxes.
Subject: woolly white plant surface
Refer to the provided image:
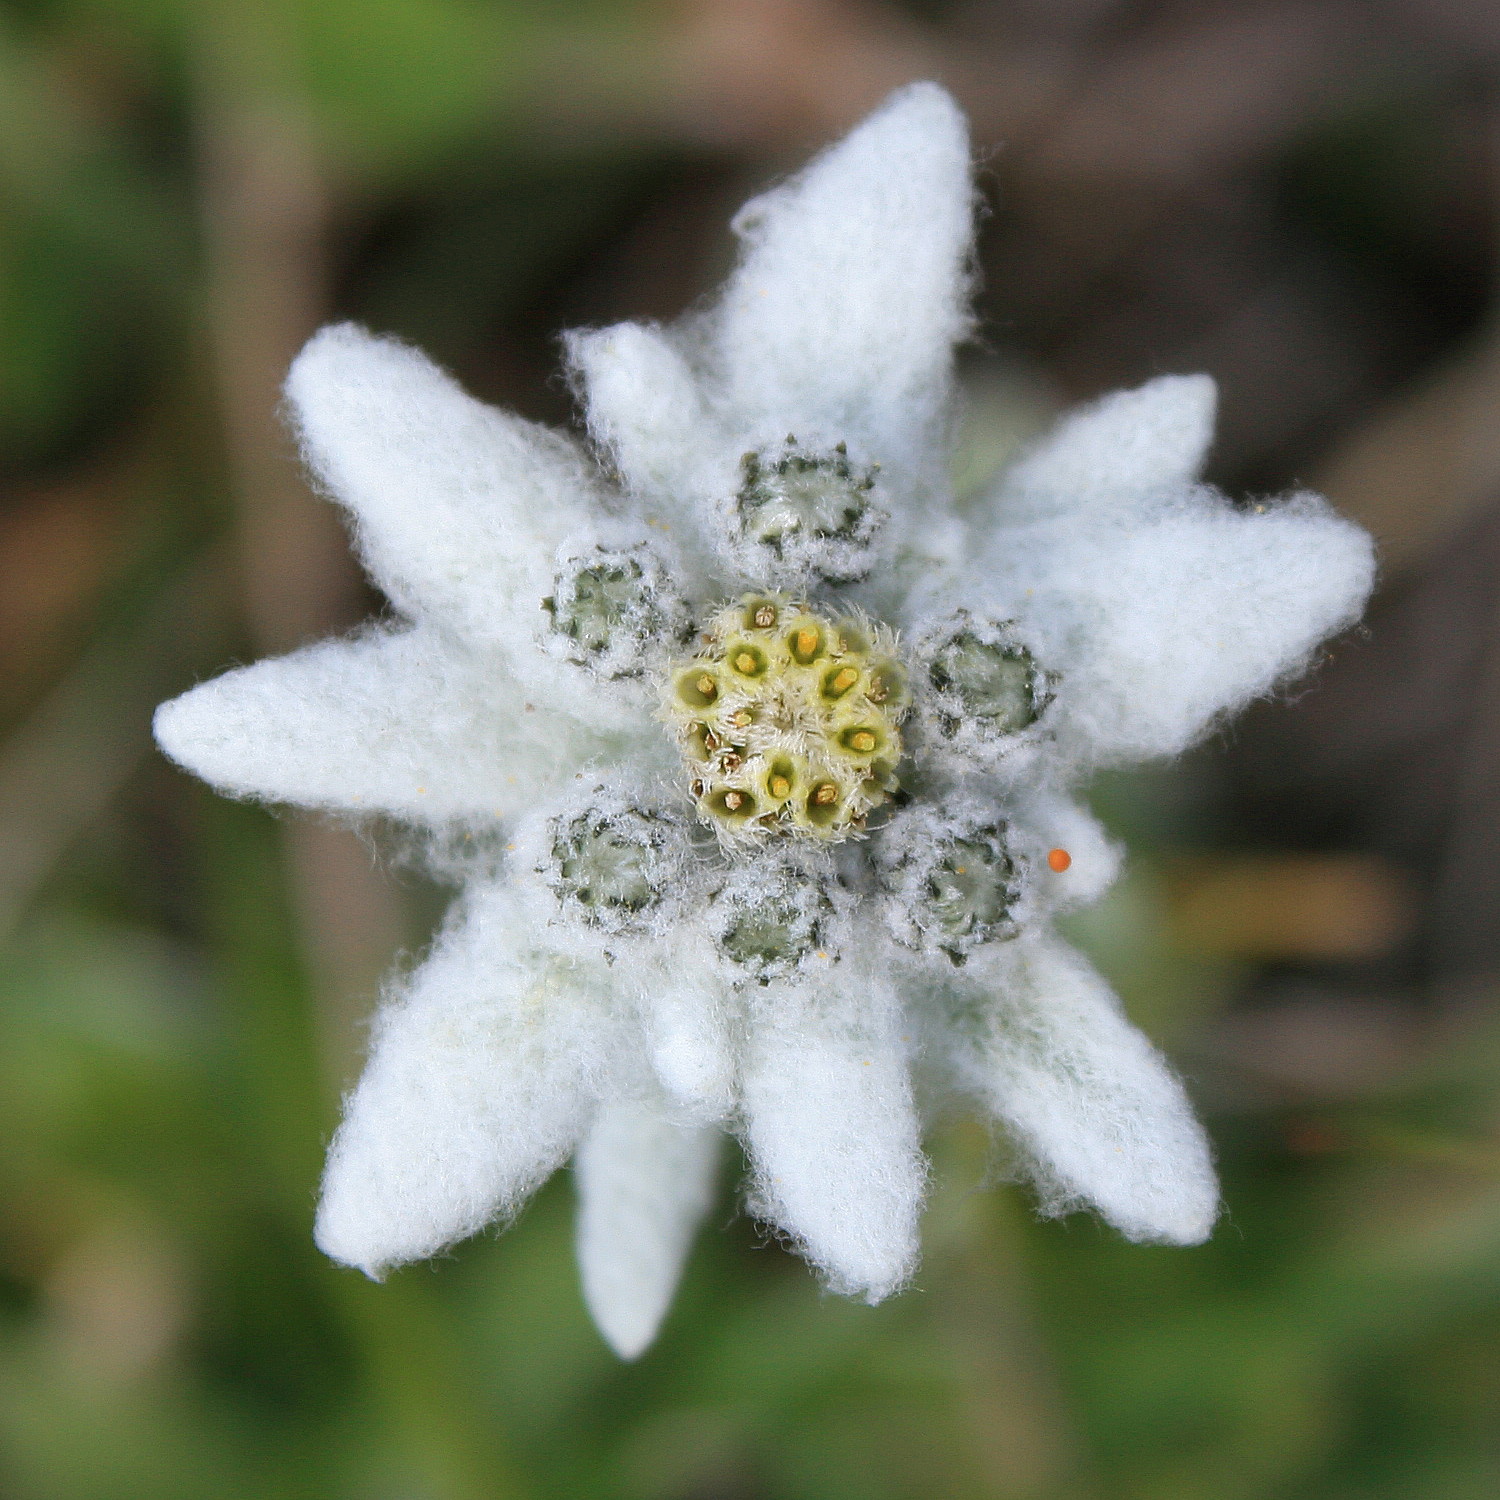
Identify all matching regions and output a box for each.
[155,83,1376,1360]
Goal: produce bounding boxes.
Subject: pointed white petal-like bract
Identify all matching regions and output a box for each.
[638,934,736,1121]
[1006,789,1124,915]
[941,375,1374,770]
[315,884,615,1276]
[153,625,628,822]
[740,961,925,1301]
[996,375,1218,523]
[711,82,972,480]
[948,934,1218,1246]
[566,324,721,504]
[285,324,603,649]
[1004,492,1376,766]
[574,1099,720,1360]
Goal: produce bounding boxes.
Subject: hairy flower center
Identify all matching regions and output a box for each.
[664,594,908,843]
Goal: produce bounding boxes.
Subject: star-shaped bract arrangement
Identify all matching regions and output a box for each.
[155,85,1375,1359]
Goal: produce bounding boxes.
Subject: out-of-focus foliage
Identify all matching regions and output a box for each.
[3,1,1500,1497]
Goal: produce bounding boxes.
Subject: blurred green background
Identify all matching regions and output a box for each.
[4,1,1500,1496]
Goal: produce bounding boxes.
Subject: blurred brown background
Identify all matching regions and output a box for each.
[4,1,1500,1497]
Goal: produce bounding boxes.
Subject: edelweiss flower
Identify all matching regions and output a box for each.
[154,84,1375,1359]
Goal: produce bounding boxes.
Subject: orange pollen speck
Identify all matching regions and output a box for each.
[769,775,791,799]
[795,628,818,656]
[696,674,715,697]
[734,651,758,673]
[831,667,859,693]
[1047,848,1072,873]
[848,731,876,753]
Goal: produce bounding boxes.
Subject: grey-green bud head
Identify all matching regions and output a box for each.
[544,543,691,678]
[921,828,1020,958]
[714,865,835,982]
[547,806,675,933]
[912,613,1053,771]
[929,629,1041,735]
[880,807,1027,962]
[732,438,886,583]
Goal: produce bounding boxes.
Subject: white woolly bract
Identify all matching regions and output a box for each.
[507,774,702,949]
[153,624,637,825]
[982,489,1376,767]
[633,927,737,1120]
[286,325,607,661]
[739,951,924,1301]
[940,934,1218,1246]
[564,321,726,553]
[315,882,619,1276]
[574,1100,719,1360]
[712,82,972,490]
[997,374,1218,523]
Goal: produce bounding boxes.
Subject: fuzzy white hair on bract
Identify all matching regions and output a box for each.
[633,928,738,1122]
[149,79,1377,1360]
[711,82,973,481]
[286,324,604,650]
[940,375,1378,775]
[315,882,620,1276]
[567,81,974,600]
[739,948,925,1302]
[152,623,643,825]
[939,934,1218,1246]
[574,1099,720,1360]
[997,374,1219,523]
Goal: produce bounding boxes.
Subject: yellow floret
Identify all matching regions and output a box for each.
[662,593,906,844]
